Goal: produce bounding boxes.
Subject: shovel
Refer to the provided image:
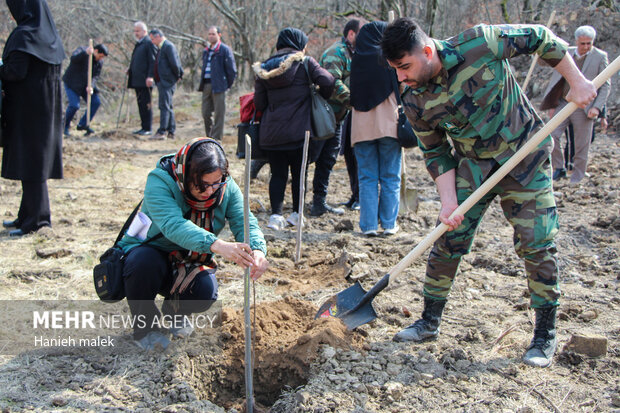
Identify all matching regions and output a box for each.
[316,55,620,330]
[399,148,419,214]
[86,39,93,127]
[521,10,556,92]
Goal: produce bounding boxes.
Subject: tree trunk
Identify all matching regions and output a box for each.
[500,0,511,23]
[425,0,438,37]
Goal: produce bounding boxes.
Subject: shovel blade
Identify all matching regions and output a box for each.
[399,187,418,214]
[315,282,378,330]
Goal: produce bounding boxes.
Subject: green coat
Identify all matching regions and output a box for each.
[118,158,267,256]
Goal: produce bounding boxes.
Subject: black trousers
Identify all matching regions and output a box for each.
[123,245,218,339]
[266,148,305,215]
[17,180,51,233]
[341,113,359,202]
[134,87,153,132]
[563,122,599,170]
[311,124,341,203]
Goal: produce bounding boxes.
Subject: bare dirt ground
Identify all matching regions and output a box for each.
[0,88,618,412]
[1,8,620,409]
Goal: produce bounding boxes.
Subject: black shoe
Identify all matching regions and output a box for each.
[167,132,175,140]
[9,228,26,237]
[341,197,360,211]
[310,201,345,217]
[137,130,152,136]
[151,132,168,140]
[2,219,19,228]
[552,168,566,181]
[77,125,95,135]
[523,306,557,368]
[393,297,446,342]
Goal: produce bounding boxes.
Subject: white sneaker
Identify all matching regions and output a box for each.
[363,229,378,237]
[169,317,194,339]
[286,212,304,227]
[134,331,170,351]
[384,224,400,236]
[267,214,287,230]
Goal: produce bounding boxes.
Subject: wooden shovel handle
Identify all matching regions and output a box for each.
[389,54,620,280]
[86,39,93,127]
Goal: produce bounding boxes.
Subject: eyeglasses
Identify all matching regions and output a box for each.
[193,176,227,192]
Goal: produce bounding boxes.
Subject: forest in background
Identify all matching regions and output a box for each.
[1,0,617,96]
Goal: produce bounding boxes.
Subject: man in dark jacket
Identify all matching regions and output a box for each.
[198,26,237,140]
[62,43,108,136]
[149,29,183,140]
[128,21,157,136]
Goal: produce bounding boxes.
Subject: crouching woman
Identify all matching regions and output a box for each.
[118,137,268,350]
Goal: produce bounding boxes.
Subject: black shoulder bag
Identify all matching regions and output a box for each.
[93,201,162,303]
[236,110,268,161]
[390,73,418,148]
[302,57,337,140]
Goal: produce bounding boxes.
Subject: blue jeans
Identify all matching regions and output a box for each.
[157,84,176,134]
[63,83,101,130]
[354,137,401,232]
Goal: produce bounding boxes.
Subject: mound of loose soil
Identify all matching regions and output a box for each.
[184,297,365,409]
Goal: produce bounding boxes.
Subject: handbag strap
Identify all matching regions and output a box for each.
[113,200,163,247]
[113,201,142,245]
[302,57,316,90]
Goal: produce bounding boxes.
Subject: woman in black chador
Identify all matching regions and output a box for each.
[1,0,65,236]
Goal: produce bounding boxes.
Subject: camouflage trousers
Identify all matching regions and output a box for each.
[424,159,560,308]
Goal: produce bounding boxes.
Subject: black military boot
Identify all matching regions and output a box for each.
[310,198,344,217]
[523,306,557,368]
[393,297,446,342]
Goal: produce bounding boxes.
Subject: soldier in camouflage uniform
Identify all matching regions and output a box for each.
[381,18,597,368]
[310,19,362,216]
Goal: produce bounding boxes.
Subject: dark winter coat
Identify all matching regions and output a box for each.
[0,51,63,181]
[154,39,183,89]
[128,36,157,89]
[253,50,334,149]
[62,46,103,95]
[197,42,237,94]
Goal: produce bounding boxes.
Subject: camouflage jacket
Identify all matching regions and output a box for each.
[319,38,353,122]
[402,24,568,186]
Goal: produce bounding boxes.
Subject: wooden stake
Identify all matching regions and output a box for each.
[243,134,254,413]
[295,131,311,263]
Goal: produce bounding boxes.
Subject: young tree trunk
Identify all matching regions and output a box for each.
[425,0,439,37]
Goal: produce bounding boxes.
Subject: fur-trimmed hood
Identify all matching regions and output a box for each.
[252,50,304,87]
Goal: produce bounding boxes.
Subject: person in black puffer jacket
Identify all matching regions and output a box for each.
[253,27,334,231]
